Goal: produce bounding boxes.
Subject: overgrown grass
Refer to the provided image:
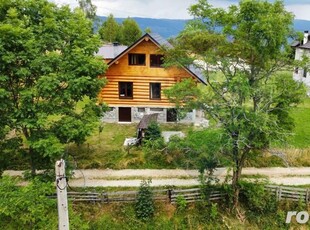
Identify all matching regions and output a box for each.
[68,122,195,169]
[68,97,310,169]
[73,196,309,230]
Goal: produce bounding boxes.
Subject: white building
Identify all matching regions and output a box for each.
[292,30,310,95]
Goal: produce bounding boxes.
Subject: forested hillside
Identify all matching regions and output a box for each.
[98,16,310,38]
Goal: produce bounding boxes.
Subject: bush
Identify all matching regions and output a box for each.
[135,179,154,220]
[176,195,187,212]
[144,121,161,141]
[239,181,277,214]
[0,176,88,230]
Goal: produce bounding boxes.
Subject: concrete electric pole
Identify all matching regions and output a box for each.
[55,159,69,230]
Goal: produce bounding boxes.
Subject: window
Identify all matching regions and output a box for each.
[129,53,145,65]
[294,67,299,74]
[303,68,307,78]
[119,82,133,98]
[150,108,163,112]
[150,83,161,99]
[167,108,178,122]
[138,108,145,112]
[150,54,164,67]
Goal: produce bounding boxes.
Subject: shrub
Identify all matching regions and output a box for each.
[176,195,187,212]
[239,181,277,214]
[144,121,161,141]
[135,179,154,220]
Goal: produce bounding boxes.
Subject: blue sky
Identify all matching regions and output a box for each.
[50,0,310,20]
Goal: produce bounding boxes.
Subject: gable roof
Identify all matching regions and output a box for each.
[107,33,206,84]
[137,113,158,129]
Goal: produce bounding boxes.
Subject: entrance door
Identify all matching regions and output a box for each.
[119,107,131,122]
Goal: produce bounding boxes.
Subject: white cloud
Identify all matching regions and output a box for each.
[286,4,310,20]
[49,0,310,21]
[93,0,196,19]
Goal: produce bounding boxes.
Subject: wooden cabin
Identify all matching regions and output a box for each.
[97,33,205,123]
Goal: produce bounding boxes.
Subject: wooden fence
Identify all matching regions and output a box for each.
[50,185,310,204]
[264,185,310,203]
[170,188,225,204]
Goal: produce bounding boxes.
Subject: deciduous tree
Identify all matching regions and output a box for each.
[98,14,122,43]
[164,0,306,208]
[78,0,97,21]
[0,0,107,175]
[121,17,142,45]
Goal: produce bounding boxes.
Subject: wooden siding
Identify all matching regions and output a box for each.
[99,38,197,107]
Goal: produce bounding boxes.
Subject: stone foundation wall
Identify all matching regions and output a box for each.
[101,106,196,123]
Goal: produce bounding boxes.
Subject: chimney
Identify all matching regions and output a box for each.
[303,31,309,44]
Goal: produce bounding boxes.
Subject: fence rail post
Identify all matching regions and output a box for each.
[167,189,172,203]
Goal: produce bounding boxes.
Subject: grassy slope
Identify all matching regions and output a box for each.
[288,98,310,148]
[70,98,310,169]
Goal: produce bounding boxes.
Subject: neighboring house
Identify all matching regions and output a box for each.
[292,30,310,94]
[96,33,206,123]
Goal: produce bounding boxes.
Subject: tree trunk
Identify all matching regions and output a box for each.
[29,147,36,177]
[232,164,242,208]
[23,128,36,177]
[231,150,248,209]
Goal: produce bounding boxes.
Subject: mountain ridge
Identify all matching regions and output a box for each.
[98,16,310,39]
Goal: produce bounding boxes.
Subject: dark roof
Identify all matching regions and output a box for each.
[188,64,206,84]
[291,41,300,47]
[96,44,128,59]
[107,33,206,85]
[148,33,173,49]
[300,41,310,49]
[137,113,158,129]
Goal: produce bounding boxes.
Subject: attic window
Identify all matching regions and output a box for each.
[150,54,164,67]
[129,53,145,65]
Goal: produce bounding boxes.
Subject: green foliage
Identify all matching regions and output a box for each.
[164,0,306,206]
[121,17,142,46]
[98,14,122,43]
[0,176,56,229]
[0,176,87,229]
[135,179,155,220]
[98,14,142,45]
[167,128,225,168]
[239,181,277,215]
[0,0,107,174]
[144,121,162,141]
[78,0,97,21]
[175,195,187,212]
[164,78,201,121]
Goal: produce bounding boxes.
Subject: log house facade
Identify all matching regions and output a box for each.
[98,33,205,123]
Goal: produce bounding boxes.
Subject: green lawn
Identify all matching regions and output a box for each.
[69,97,310,169]
[288,98,310,148]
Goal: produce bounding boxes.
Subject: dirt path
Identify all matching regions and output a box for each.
[4,167,310,187]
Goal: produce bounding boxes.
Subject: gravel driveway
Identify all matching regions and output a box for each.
[5,167,310,187]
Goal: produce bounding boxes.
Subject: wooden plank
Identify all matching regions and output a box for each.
[173,188,201,193]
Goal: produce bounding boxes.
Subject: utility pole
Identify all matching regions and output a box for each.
[55,159,69,230]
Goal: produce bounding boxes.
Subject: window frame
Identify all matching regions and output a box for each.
[128,53,146,66]
[150,54,164,68]
[303,68,307,78]
[119,82,133,99]
[149,82,161,100]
